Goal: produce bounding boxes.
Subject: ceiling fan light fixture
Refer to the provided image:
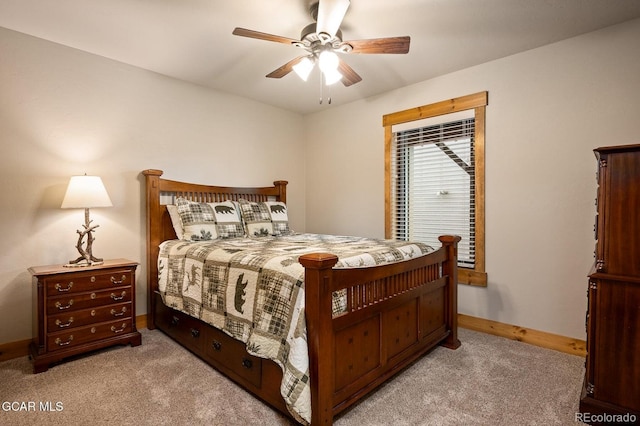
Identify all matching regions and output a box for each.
[232,0,410,98]
[318,50,339,73]
[293,57,315,81]
[323,68,343,85]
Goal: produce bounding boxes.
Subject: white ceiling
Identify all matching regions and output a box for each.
[2,0,640,115]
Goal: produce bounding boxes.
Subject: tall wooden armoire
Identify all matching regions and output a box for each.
[579,144,640,422]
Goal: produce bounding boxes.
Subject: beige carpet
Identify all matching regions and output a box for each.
[0,328,586,425]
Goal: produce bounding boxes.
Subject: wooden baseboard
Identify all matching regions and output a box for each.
[136,314,147,331]
[458,313,586,357]
[0,338,31,362]
[0,313,585,362]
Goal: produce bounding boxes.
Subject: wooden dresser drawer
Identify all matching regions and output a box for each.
[44,268,134,295]
[47,302,132,332]
[46,318,133,352]
[202,326,262,388]
[46,287,131,315]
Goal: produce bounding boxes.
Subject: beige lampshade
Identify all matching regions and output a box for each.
[61,175,113,209]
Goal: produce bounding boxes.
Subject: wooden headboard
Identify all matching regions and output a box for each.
[141,169,288,326]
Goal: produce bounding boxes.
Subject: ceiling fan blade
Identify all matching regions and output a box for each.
[317,0,350,38]
[266,56,307,79]
[232,27,300,46]
[337,59,362,87]
[346,36,411,54]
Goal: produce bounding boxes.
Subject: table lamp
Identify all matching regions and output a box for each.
[61,175,113,267]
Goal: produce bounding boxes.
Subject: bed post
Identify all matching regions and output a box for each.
[439,235,462,349]
[142,169,163,330]
[299,252,339,426]
[273,180,287,203]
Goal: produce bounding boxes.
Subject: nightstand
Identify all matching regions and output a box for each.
[28,258,142,373]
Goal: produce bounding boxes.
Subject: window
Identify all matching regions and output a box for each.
[383,92,488,286]
[393,118,476,267]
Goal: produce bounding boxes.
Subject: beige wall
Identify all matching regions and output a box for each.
[304,18,640,339]
[0,27,305,344]
[1,18,639,345]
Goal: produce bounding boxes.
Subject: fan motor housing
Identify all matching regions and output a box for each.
[301,23,343,43]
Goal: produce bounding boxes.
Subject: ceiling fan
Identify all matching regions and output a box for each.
[232,0,410,88]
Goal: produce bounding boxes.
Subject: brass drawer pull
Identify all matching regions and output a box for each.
[55,335,73,346]
[110,291,126,301]
[191,328,200,338]
[55,282,73,292]
[212,340,222,351]
[111,323,127,334]
[55,317,74,328]
[55,300,74,310]
[110,275,127,285]
[110,307,127,317]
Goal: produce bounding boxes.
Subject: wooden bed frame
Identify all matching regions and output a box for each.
[143,169,461,425]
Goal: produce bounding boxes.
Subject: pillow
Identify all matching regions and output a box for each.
[166,204,184,240]
[264,201,291,236]
[238,200,290,237]
[175,198,245,241]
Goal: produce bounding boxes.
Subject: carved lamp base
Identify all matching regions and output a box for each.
[63,208,104,268]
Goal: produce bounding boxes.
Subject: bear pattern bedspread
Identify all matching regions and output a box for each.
[157,233,433,423]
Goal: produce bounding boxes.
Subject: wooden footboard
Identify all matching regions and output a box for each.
[142,170,460,425]
[301,235,460,424]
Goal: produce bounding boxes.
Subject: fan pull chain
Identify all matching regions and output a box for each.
[319,68,324,104]
[318,70,332,105]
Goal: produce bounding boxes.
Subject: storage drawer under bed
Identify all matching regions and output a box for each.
[202,326,262,388]
[154,298,262,388]
[155,302,205,353]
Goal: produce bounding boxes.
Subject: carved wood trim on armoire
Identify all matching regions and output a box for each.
[579,144,640,423]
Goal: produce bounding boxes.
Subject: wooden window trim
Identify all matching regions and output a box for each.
[383,92,488,286]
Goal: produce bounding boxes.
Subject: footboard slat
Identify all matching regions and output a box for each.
[333,252,446,314]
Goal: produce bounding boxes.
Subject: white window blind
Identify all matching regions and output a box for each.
[391,118,475,267]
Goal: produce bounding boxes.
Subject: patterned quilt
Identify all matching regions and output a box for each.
[157,233,433,424]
